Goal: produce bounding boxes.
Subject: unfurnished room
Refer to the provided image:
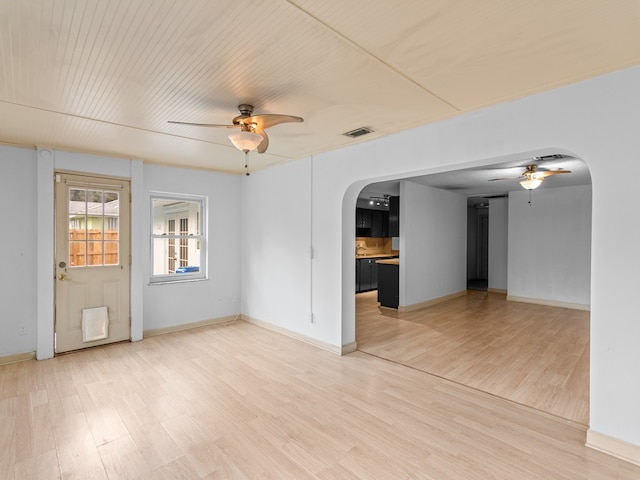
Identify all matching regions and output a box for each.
[1,1,640,478]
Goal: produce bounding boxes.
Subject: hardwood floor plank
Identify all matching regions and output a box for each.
[1,319,638,479]
[14,450,60,480]
[97,434,150,479]
[357,290,590,424]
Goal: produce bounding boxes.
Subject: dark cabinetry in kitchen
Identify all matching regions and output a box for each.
[371,210,389,237]
[356,208,389,237]
[355,208,372,237]
[356,208,372,228]
[388,196,400,237]
[377,262,399,308]
[356,257,379,292]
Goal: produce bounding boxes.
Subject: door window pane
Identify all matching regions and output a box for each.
[68,188,120,267]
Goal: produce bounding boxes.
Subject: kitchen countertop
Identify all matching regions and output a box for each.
[376,258,399,265]
[355,253,397,259]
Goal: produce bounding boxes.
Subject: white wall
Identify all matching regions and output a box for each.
[240,158,318,340]
[0,146,242,359]
[246,65,640,448]
[400,181,467,307]
[142,164,241,330]
[508,184,591,306]
[0,146,38,356]
[488,197,508,291]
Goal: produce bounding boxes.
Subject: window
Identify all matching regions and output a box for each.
[68,188,120,267]
[150,193,206,283]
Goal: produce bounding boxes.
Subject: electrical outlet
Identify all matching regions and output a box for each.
[18,324,27,336]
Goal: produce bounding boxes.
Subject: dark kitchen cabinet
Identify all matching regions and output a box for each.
[356,257,379,292]
[389,196,400,237]
[371,210,389,237]
[356,208,373,237]
[356,208,372,228]
[377,262,399,308]
[356,208,389,238]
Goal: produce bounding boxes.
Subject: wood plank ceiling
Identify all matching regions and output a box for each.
[1,1,639,174]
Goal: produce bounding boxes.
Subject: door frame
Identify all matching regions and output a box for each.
[35,149,144,360]
[54,171,132,353]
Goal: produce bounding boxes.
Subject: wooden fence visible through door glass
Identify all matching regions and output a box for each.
[69,229,119,266]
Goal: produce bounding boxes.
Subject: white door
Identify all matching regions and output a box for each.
[54,173,131,353]
[166,212,190,273]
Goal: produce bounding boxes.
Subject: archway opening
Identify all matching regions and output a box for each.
[350,153,592,424]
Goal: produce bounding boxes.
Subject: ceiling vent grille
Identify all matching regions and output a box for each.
[343,126,374,138]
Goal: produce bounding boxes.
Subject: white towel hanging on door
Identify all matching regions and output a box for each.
[82,306,109,342]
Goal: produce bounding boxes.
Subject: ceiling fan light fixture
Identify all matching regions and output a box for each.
[520,178,543,190]
[228,130,263,152]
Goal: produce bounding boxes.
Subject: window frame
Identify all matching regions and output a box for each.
[149,192,208,284]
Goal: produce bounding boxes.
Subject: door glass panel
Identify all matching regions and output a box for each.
[68,188,120,267]
[87,241,103,265]
[104,242,119,265]
[69,241,86,266]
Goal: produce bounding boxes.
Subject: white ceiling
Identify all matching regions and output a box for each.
[1,1,639,178]
[360,154,591,206]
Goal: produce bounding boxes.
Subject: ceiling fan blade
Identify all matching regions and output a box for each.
[488,176,522,182]
[168,120,236,128]
[245,114,303,130]
[255,127,269,154]
[539,169,571,177]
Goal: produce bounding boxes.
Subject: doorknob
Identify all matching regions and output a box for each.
[58,273,67,280]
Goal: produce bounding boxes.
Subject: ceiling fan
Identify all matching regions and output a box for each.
[490,163,571,190]
[168,104,303,155]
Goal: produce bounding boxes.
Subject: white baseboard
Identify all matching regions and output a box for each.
[242,315,346,355]
[341,342,358,355]
[143,314,240,338]
[398,290,466,313]
[506,295,590,311]
[0,351,36,365]
[487,287,507,294]
[586,429,640,467]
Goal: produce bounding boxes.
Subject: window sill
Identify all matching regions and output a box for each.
[149,276,208,286]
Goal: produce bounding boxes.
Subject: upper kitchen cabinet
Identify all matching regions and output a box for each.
[389,196,400,237]
[356,208,372,236]
[356,207,391,238]
[356,207,390,237]
[356,208,373,228]
[371,209,389,237]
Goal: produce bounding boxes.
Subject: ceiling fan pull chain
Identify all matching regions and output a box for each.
[244,151,250,176]
[528,190,533,206]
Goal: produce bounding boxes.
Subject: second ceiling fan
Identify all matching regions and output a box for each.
[490,163,571,190]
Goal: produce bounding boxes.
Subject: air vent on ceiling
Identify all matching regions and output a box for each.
[535,154,565,161]
[483,194,508,199]
[343,126,374,138]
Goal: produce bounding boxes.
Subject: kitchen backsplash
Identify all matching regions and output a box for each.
[355,237,399,257]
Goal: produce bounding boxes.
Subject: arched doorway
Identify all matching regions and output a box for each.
[350,154,592,424]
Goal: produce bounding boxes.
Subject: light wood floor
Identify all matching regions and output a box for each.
[356,290,590,425]
[3,318,636,479]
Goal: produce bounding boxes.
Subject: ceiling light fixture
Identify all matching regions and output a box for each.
[519,177,543,190]
[368,194,390,207]
[228,130,263,153]
[228,125,264,176]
